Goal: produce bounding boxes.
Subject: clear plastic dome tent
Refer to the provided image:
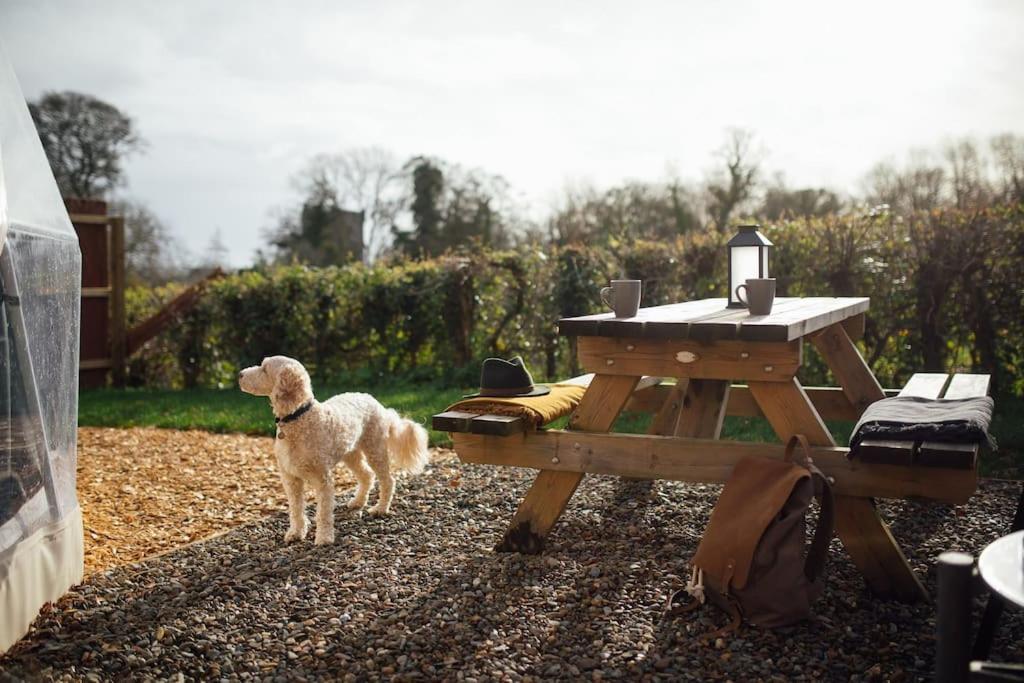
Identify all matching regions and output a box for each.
[0,47,84,652]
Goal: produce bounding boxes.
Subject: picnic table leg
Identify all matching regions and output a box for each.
[495,374,641,554]
[748,378,928,602]
[811,322,885,416]
[647,379,689,436]
[673,379,730,438]
[811,322,928,601]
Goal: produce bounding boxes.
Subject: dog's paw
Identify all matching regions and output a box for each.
[367,504,391,517]
[314,529,335,545]
[284,521,309,543]
[346,497,366,510]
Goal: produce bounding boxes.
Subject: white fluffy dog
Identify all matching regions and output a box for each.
[238,356,429,545]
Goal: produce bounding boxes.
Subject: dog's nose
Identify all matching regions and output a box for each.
[238,371,244,380]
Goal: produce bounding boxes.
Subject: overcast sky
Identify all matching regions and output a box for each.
[2,0,1022,266]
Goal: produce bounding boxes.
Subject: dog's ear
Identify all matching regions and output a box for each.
[272,364,310,408]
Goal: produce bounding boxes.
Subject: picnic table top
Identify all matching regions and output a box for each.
[558,296,869,342]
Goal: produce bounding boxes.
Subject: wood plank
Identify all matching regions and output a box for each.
[110,215,127,387]
[941,374,991,399]
[815,322,905,466]
[558,297,869,342]
[496,374,639,553]
[556,374,594,387]
[432,411,478,433]
[451,431,976,505]
[68,213,112,225]
[748,379,835,446]
[558,299,727,337]
[899,373,951,398]
[557,374,663,391]
[647,380,689,436]
[737,297,871,342]
[726,385,900,421]
[675,379,730,439]
[812,322,886,416]
[595,300,729,339]
[625,383,900,420]
[833,496,927,601]
[577,337,802,383]
[749,377,927,601]
[856,439,919,466]
[858,373,948,466]
[841,313,866,341]
[915,441,979,470]
[468,414,526,436]
[566,374,643,431]
[685,298,811,342]
[79,358,113,370]
[918,374,991,469]
[125,268,224,356]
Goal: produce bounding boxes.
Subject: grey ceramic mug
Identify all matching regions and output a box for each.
[601,279,641,318]
[735,278,776,315]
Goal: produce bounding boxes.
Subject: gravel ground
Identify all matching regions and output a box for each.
[3,451,1023,682]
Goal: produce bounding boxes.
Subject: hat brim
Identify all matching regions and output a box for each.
[461,385,552,399]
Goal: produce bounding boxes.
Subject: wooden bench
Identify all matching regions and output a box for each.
[441,299,996,603]
[857,373,991,468]
[432,375,663,436]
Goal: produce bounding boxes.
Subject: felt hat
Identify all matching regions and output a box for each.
[463,356,551,398]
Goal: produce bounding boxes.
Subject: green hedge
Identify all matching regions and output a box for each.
[126,205,1024,395]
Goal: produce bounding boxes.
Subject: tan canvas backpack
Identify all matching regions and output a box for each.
[666,435,835,636]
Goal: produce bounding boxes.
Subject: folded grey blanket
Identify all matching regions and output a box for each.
[849,396,996,457]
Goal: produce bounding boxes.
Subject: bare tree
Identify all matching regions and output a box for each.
[546,179,702,245]
[943,139,990,209]
[991,133,1024,203]
[862,151,945,215]
[706,128,761,232]
[109,199,187,285]
[760,172,843,220]
[29,91,143,198]
[293,147,402,262]
[201,228,229,271]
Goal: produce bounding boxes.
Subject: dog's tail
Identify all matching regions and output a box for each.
[386,411,429,475]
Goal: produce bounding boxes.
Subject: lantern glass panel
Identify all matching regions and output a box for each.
[730,245,761,305]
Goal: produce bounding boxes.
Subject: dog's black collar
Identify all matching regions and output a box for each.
[275,400,314,425]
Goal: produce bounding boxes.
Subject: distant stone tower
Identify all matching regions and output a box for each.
[326,208,364,264]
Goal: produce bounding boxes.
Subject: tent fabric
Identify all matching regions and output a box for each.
[0,506,83,652]
[0,137,6,252]
[0,46,84,653]
[0,46,77,246]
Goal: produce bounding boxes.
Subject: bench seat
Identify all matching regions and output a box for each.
[857,373,991,469]
[433,375,663,436]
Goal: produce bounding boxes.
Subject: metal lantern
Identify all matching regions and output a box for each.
[727,224,773,308]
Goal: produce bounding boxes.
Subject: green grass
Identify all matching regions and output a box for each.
[78,381,467,444]
[79,384,1024,478]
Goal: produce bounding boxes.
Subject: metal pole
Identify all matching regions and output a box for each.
[0,244,60,521]
[972,485,1024,659]
[936,551,975,683]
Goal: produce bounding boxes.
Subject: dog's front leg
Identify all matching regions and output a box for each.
[281,473,309,543]
[313,472,336,545]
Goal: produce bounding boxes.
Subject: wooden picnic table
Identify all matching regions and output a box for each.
[450,297,984,602]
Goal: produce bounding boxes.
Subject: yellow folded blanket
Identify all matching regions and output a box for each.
[445,383,588,428]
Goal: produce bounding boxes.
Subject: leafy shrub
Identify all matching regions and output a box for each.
[126,205,1024,395]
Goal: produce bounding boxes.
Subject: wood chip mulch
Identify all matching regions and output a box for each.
[77,427,354,575]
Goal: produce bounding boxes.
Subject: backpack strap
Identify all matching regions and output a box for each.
[785,434,836,581]
[662,577,742,642]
